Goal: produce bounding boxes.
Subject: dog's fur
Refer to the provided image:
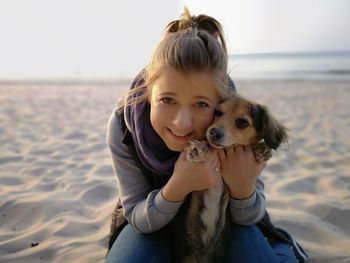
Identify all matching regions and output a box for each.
[182,95,288,262]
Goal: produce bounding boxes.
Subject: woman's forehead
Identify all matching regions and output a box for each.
[152,67,218,97]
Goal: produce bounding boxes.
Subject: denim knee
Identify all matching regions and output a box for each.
[225,224,296,263]
[106,224,171,263]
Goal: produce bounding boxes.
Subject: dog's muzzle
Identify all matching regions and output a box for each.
[207,127,224,146]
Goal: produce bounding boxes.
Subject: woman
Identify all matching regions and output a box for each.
[106,7,307,263]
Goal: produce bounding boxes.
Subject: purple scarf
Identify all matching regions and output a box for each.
[126,73,179,176]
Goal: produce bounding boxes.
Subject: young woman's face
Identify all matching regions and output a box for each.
[149,67,220,152]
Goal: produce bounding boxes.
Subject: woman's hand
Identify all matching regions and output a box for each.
[162,148,220,202]
[219,145,266,199]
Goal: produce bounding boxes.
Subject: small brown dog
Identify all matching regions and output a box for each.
[183,95,288,263]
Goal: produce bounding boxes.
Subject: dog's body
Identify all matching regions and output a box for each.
[182,163,229,263]
[182,95,288,262]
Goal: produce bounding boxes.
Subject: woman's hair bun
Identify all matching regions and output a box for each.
[164,7,226,52]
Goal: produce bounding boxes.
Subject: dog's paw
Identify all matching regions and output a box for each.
[185,140,209,163]
[252,142,272,162]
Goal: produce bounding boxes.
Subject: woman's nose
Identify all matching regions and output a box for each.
[172,108,192,129]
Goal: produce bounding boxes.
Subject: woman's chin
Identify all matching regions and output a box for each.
[165,141,188,152]
[163,130,195,151]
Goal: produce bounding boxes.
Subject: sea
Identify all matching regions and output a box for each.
[228,51,350,80]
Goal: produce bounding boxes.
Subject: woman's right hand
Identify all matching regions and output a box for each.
[162,148,220,202]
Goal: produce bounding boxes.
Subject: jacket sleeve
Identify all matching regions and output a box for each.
[106,109,184,233]
[229,176,266,225]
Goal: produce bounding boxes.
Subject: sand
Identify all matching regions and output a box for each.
[0,79,349,263]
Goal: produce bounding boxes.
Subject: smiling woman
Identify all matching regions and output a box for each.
[105,7,307,263]
[149,67,220,152]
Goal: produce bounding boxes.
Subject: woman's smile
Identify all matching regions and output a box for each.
[167,128,194,142]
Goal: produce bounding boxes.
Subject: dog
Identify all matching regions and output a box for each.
[182,94,288,263]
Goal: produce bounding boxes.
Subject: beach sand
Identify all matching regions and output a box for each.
[0,79,349,262]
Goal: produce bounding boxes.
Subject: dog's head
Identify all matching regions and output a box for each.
[206,95,288,149]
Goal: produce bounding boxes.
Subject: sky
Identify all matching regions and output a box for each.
[0,0,349,79]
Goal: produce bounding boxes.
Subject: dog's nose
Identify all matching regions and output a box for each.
[208,127,223,141]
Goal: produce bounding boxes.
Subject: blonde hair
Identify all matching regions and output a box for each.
[126,7,232,106]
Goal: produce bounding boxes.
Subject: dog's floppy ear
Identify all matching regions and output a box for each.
[250,104,288,150]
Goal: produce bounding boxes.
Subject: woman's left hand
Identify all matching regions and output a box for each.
[218,145,266,199]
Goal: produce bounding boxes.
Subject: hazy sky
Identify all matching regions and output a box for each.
[0,0,349,79]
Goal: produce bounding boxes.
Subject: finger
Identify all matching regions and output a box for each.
[235,145,243,153]
[239,145,246,153]
[234,145,247,160]
[245,146,255,160]
[208,148,219,162]
[237,145,250,155]
[213,161,221,176]
[179,150,188,160]
[245,145,252,153]
[214,167,221,180]
[215,158,221,170]
[225,147,234,158]
[211,154,220,168]
[218,149,226,161]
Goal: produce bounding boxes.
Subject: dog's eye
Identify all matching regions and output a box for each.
[235,118,249,129]
[214,110,223,116]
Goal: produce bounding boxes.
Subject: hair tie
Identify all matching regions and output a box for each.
[189,20,198,30]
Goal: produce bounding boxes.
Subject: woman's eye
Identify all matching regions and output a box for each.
[160,97,175,104]
[235,118,249,129]
[195,102,209,108]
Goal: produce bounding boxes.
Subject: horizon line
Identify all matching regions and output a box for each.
[231,49,350,57]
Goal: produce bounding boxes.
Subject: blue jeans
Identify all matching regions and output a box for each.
[106,224,296,263]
